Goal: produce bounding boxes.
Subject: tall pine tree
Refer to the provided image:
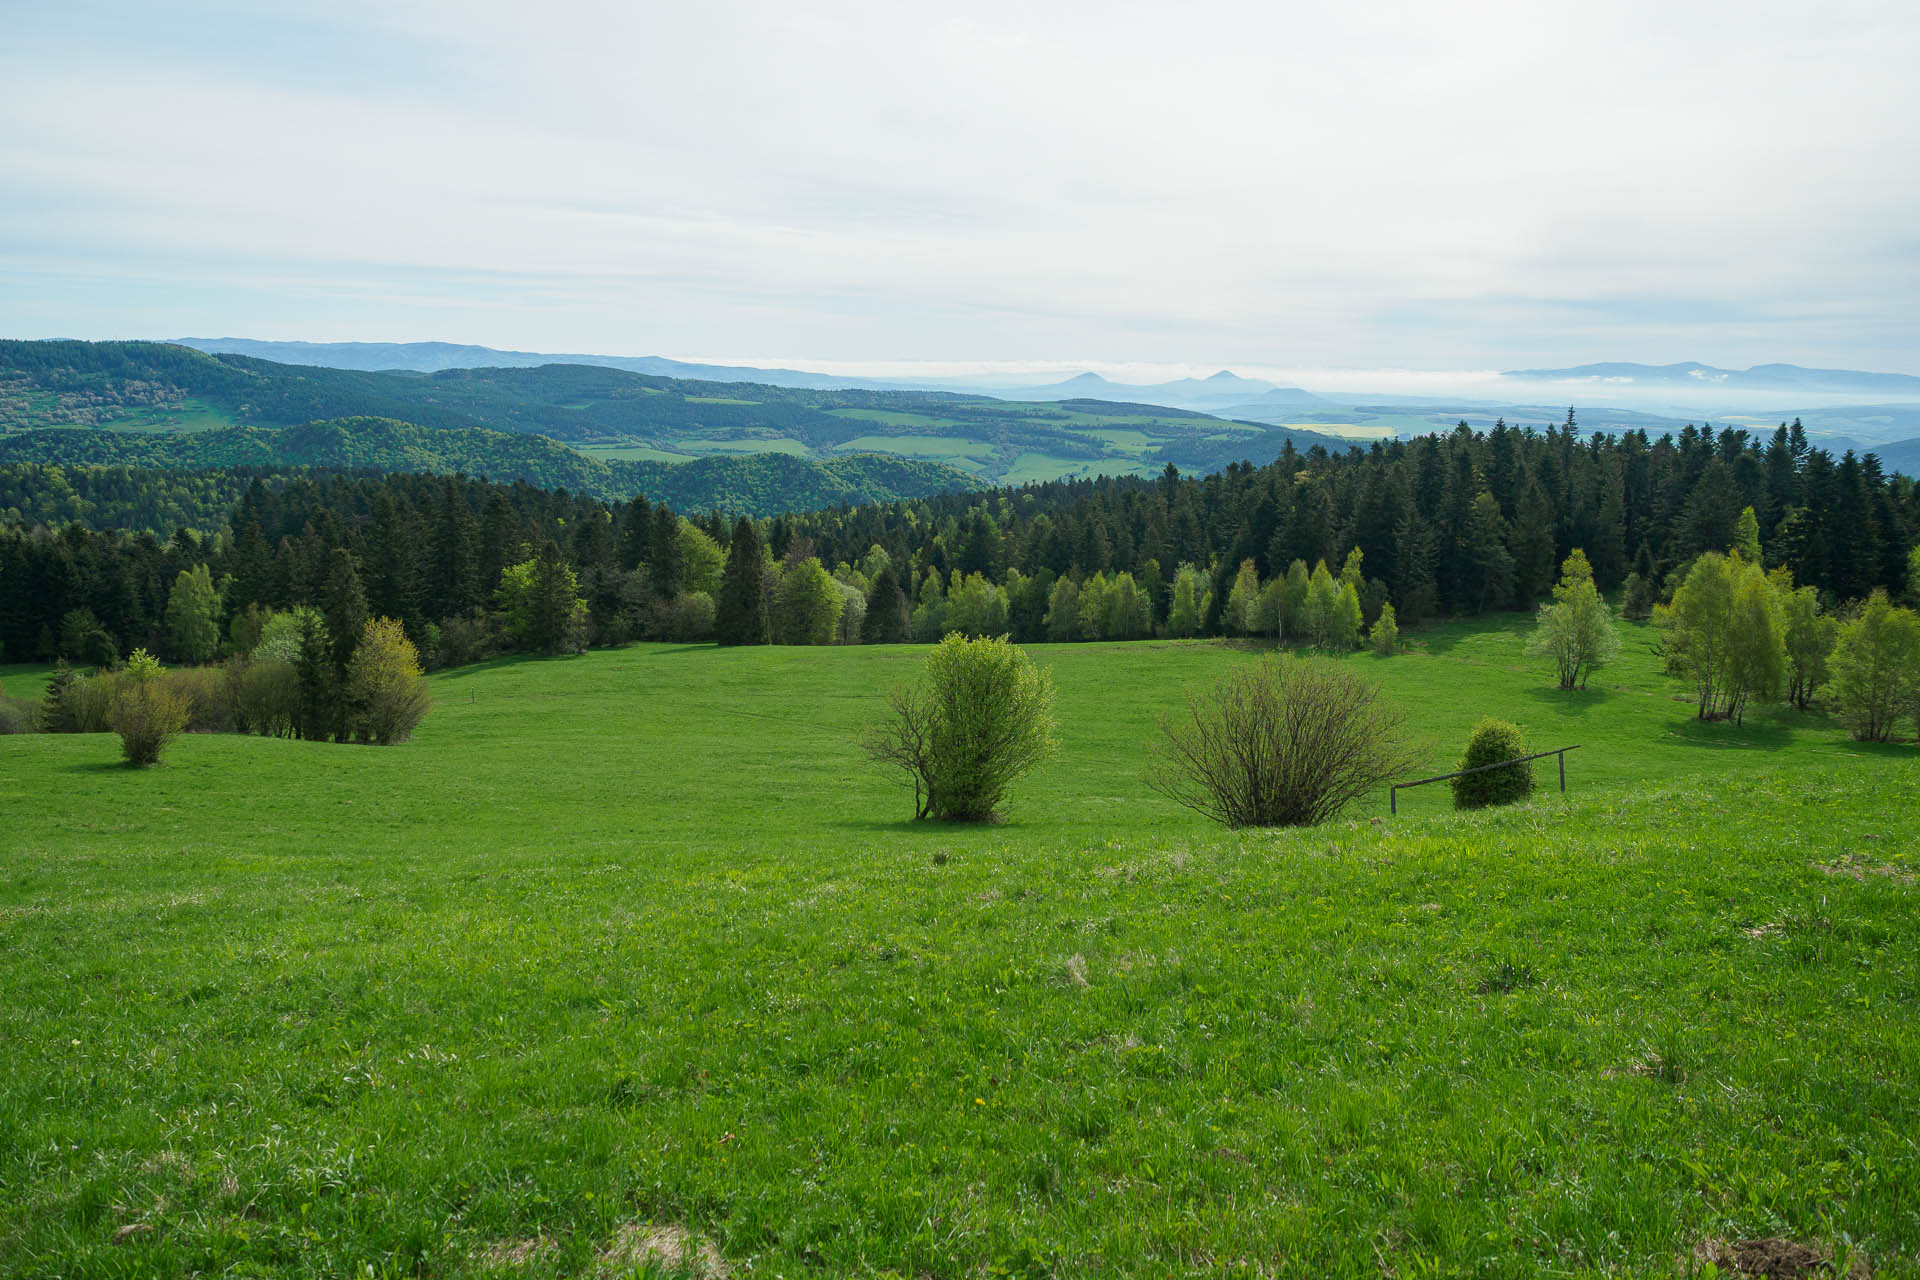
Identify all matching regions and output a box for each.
[715,517,769,646]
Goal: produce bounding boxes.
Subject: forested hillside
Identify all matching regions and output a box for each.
[0,419,972,516]
[4,414,1912,672]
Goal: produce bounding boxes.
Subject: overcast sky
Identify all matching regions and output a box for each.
[3,0,1917,377]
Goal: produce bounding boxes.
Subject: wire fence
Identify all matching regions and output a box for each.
[1389,745,1581,814]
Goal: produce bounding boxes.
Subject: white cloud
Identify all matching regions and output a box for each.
[1,0,1916,370]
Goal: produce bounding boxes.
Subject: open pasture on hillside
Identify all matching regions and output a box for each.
[2,619,1916,1277]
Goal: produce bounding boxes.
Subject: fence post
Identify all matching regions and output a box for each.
[1558,748,1566,793]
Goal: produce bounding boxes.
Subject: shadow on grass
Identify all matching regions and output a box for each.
[1667,716,1800,751]
[436,643,719,682]
[432,652,571,682]
[65,759,134,773]
[829,814,1009,835]
[1411,612,1531,655]
[1834,738,1920,761]
[1522,687,1621,714]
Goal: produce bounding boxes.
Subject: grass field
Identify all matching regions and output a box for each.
[3,618,1916,1277]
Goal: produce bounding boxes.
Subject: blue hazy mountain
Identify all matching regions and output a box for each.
[172,338,867,390]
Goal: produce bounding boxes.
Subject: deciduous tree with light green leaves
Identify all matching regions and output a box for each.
[1043,576,1080,642]
[1166,565,1200,639]
[911,570,948,643]
[344,617,430,745]
[1527,549,1619,691]
[497,541,587,655]
[1370,601,1399,655]
[1769,568,1836,710]
[946,572,1009,638]
[1656,551,1783,723]
[163,563,221,664]
[1732,505,1763,564]
[1223,559,1261,637]
[1827,589,1920,742]
[1330,580,1363,650]
[1304,560,1340,647]
[773,557,843,645]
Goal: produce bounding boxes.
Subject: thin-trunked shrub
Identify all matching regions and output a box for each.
[108,649,189,767]
[168,664,237,733]
[234,659,302,737]
[51,667,121,733]
[0,690,38,734]
[1452,717,1534,809]
[1149,657,1419,828]
[863,633,1057,821]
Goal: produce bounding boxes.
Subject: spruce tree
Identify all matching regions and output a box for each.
[1461,493,1515,614]
[618,496,653,573]
[715,517,769,646]
[862,565,910,643]
[226,517,273,623]
[432,478,480,619]
[650,506,684,599]
[527,540,583,655]
[1509,473,1555,604]
[320,548,368,676]
[478,491,521,601]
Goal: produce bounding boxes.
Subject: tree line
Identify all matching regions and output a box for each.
[2,417,1915,677]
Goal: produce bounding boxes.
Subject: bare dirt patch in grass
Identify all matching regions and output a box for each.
[478,1236,555,1269]
[599,1223,728,1278]
[1691,1236,1869,1278]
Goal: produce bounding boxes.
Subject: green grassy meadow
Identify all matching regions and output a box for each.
[2,619,1916,1277]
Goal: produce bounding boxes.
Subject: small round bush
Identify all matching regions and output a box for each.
[1451,717,1533,809]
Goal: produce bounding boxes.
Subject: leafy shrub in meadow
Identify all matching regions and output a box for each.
[234,660,301,738]
[1150,658,1417,828]
[1369,602,1399,655]
[50,668,121,734]
[434,609,494,668]
[656,590,716,643]
[0,690,38,734]
[1451,718,1533,809]
[168,665,237,733]
[345,618,431,745]
[864,633,1057,821]
[109,649,189,767]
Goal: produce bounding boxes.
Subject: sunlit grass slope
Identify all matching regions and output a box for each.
[2,619,1916,1277]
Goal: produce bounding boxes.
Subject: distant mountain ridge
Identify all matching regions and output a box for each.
[168,339,1339,414]
[3,341,1357,503]
[172,337,865,389]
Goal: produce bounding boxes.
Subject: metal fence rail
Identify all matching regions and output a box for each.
[1389,745,1581,814]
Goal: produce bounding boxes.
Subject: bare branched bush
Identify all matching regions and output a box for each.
[1149,658,1419,828]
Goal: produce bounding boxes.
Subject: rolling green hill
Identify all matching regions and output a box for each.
[0,417,974,516]
[2,619,1915,1275]
[0,340,1351,490]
